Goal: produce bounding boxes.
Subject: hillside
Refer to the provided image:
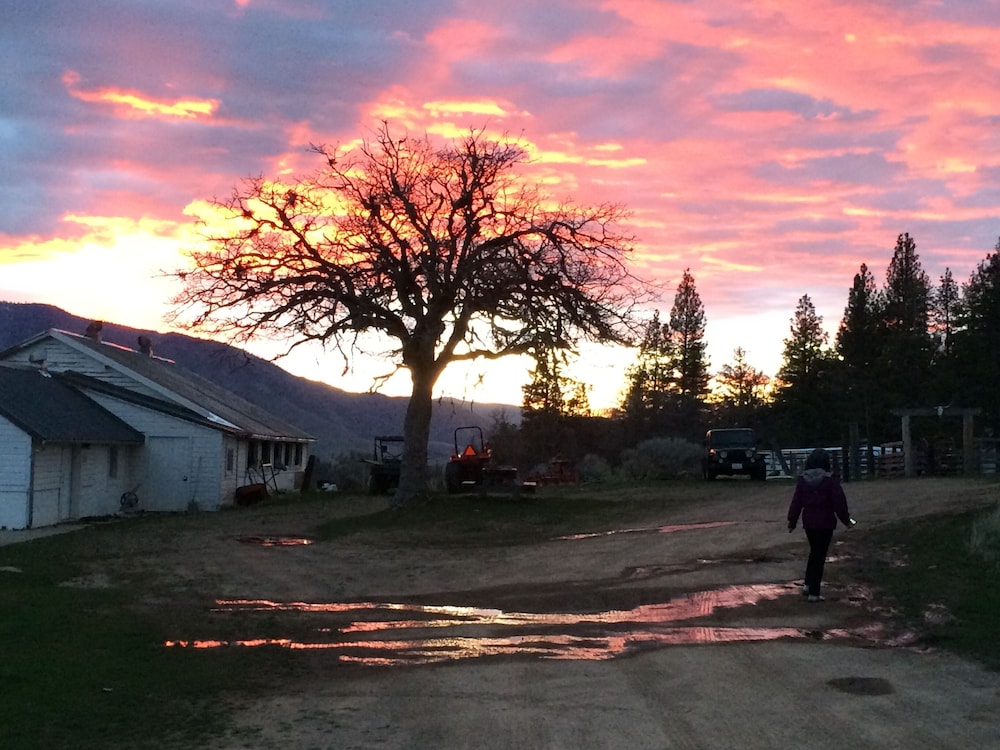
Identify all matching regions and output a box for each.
[0,302,517,461]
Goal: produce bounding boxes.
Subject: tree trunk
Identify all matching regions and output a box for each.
[395,365,435,506]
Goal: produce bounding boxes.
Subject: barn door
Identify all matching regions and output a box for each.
[143,437,193,512]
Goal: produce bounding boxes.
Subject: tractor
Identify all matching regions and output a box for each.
[444,426,519,493]
[364,435,404,494]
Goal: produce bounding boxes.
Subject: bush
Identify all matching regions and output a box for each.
[620,437,702,480]
[576,453,612,482]
[322,451,368,492]
[968,505,1000,569]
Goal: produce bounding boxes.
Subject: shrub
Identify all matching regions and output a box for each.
[620,437,702,480]
[322,451,368,492]
[968,505,1000,569]
[577,453,612,482]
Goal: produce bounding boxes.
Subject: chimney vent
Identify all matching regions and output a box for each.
[85,321,103,342]
[137,335,153,356]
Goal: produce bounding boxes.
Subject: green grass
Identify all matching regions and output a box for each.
[0,526,295,750]
[851,505,1000,670]
[313,482,707,547]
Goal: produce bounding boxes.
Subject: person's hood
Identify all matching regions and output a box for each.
[802,467,828,486]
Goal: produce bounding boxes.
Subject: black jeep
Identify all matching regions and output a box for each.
[702,428,767,481]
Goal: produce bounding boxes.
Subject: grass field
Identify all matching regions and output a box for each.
[1,480,997,749]
[850,504,1000,670]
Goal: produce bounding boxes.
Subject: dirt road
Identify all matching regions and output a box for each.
[130,478,1000,749]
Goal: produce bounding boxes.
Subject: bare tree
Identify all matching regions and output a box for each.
[170,123,649,504]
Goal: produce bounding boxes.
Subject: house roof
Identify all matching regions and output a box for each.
[3,330,314,442]
[57,370,238,434]
[0,365,144,444]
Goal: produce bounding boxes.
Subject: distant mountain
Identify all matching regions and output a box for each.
[0,302,518,461]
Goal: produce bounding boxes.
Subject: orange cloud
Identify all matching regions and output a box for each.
[62,69,218,120]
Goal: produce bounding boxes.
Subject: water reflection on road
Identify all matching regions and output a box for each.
[165,582,886,666]
[556,521,737,541]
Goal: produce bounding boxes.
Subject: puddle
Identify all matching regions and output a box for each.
[557,521,736,541]
[237,535,313,547]
[164,582,892,666]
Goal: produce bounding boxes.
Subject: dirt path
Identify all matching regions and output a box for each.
[129,479,1000,748]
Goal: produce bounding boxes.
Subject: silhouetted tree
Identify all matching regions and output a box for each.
[836,262,882,441]
[773,294,835,444]
[880,232,932,408]
[619,310,673,439]
[668,269,709,396]
[954,242,1000,430]
[932,267,960,358]
[521,345,592,459]
[171,123,649,504]
[666,268,710,437]
[929,266,961,404]
[714,347,769,427]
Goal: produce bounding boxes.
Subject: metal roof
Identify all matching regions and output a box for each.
[0,365,144,444]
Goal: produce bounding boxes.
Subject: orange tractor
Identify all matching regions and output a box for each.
[444,426,519,493]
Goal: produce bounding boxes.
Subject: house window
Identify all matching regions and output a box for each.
[109,446,118,479]
[294,443,303,466]
[261,442,272,465]
[226,447,234,474]
[284,443,292,467]
[248,441,258,466]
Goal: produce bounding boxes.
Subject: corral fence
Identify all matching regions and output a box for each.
[765,439,1000,481]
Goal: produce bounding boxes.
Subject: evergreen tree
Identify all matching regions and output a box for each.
[776,295,827,387]
[931,267,960,359]
[521,346,593,459]
[835,263,882,442]
[714,347,769,428]
[880,232,932,407]
[521,346,565,419]
[955,242,1000,430]
[619,310,673,439]
[667,269,710,399]
[929,266,961,404]
[774,295,834,444]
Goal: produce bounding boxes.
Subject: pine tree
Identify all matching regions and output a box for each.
[714,347,769,427]
[668,269,710,400]
[880,232,932,407]
[929,267,961,405]
[931,267,960,359]
[955,242,1000,429]
[835,262,882,441]
[619,311,673,439]
[776,294,827,388]
[774,295,834,444]
[836,262,881,372]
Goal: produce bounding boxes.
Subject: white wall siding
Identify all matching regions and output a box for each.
[6,340,163,397]
[84,392,224,511]
[0,418,31,529]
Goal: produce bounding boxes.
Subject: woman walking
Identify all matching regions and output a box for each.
[787,448,855,602]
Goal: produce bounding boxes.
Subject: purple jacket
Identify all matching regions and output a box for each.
[787,469,852,531]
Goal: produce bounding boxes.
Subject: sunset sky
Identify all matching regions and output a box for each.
[2,0,999,410]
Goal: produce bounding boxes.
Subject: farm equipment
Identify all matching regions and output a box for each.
[365,435,404,494]
[444,426,519,493]
[526,454,578,486]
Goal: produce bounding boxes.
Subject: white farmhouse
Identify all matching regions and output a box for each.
[0,365,144,529]
[0,328,314,528]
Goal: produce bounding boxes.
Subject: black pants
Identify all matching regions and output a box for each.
[804,529,834,596]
